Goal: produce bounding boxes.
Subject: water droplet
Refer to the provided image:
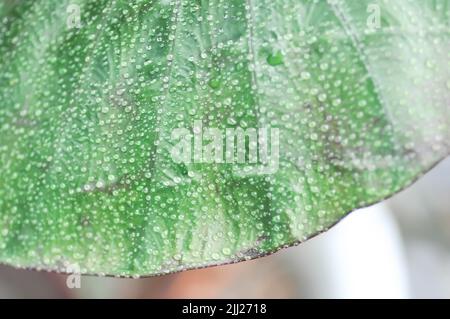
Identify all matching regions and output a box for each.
[267,51,284,66]
[208,78,221,89]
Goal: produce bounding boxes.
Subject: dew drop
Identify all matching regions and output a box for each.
[267,51,284,66]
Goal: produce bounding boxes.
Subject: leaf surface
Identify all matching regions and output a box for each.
[0,0,449,276]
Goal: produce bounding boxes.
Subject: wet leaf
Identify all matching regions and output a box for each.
[0,0,449,277]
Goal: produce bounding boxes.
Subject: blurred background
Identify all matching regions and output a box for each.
[1,158,449,299]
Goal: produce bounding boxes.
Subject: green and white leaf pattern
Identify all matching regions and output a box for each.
[0,0,449,276]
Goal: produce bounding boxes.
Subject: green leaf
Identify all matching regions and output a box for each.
[0,0,449,277]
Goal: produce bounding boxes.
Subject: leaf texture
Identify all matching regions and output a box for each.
[0,0,449,276]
